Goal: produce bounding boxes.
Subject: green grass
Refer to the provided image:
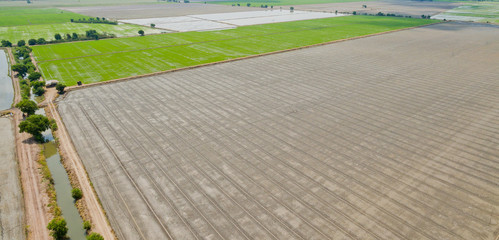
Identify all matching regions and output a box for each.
[0,22,162,44]
[33,16,438,86]
[209,0,369,6]
[0,7,88,27]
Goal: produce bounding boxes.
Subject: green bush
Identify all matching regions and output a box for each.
[72,188,83,200]
[28,72,42,81]
[47,217,68,240]
[86,233,104,240]
[83,220,91,231]
[33,86,45,96]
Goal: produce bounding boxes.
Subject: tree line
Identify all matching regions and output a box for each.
[71,17,118,25]
[1,29,116,48]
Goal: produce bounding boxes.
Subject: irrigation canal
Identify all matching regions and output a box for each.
[0,50,14,110]
[39,108,86,240]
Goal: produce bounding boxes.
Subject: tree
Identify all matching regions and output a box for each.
[28,72,42,81]
[18,40,26,47]
[19,114,49,142]
[87,233,104,240]
[150,23,156,28]
[12,63,28,76]
[72,33,79,40]
[70,18,74,22]
[83,221,91,232]
[33,86,45,96]
[16,99,38,115]
[138,30,145,36]
[72,188,83,200]
[1,40,12,47]
[55,83,66,94]
[37,38,46,44]
[65,33,71,40]
[290,6,294,12]
[28,39,37,45]
[353,11,357,15]
[54,33,62,40]
[47,217,68,240]
[247,3,251,7]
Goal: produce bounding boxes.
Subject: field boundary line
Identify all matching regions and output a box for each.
[63,21,441,93]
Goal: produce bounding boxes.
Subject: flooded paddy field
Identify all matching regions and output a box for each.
[121,10,346,32]
[59,22,499,240]
[0,50,13,111]
[61,3,264,20]
[0,118,24,240]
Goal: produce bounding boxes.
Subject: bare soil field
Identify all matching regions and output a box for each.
[291,0,460,17]
[59,22,499,240]
[0,118,24,240]
[61,3,265,20]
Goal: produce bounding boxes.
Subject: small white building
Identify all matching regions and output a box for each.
[45,80,59,87]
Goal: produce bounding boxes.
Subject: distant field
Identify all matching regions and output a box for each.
[0,7,87,27]
[33,16,437,85]
[0,22,162,44]
[0,0,164,7]
[433,2,499,23]
[209,0,370,6]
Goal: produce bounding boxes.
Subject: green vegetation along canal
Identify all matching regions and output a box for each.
[39,108,86,240]
[0,49,13,110]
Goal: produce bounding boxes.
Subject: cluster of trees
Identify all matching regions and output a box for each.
[23,30,115,47]
[1,40,12,47]
[356,12,414,18]
[421,14,431,19]
[11,46,45,98]
[71,17,118,25]
[46,216,103,239]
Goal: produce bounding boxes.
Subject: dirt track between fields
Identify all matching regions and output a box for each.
[58,22,499,240]
[45,97,116,240]
[13,108,50,240]
[5,48,51,240]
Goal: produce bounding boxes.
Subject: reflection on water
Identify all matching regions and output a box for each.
[39,108,86,240]
[0,50,14,110]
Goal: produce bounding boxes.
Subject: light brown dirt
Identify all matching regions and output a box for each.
[289,0,460,17]
[58,22,499,240]
[13,108,51,240]
[6,47,51,240]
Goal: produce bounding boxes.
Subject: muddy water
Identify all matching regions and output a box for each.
[0,50,14,110]
[38,108,86,240]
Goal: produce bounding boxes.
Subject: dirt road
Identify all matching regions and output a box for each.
[46,95,115,240]
[13,108,51,240]
[6,48,51,240]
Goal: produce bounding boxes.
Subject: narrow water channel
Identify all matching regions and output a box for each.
[0,50,14,110]
[38,108,86,240]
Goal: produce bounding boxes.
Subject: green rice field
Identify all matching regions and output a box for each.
[209,0,371,6]
[0,7,87,27]
[0,23,162,44]
[33,16,438,86]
